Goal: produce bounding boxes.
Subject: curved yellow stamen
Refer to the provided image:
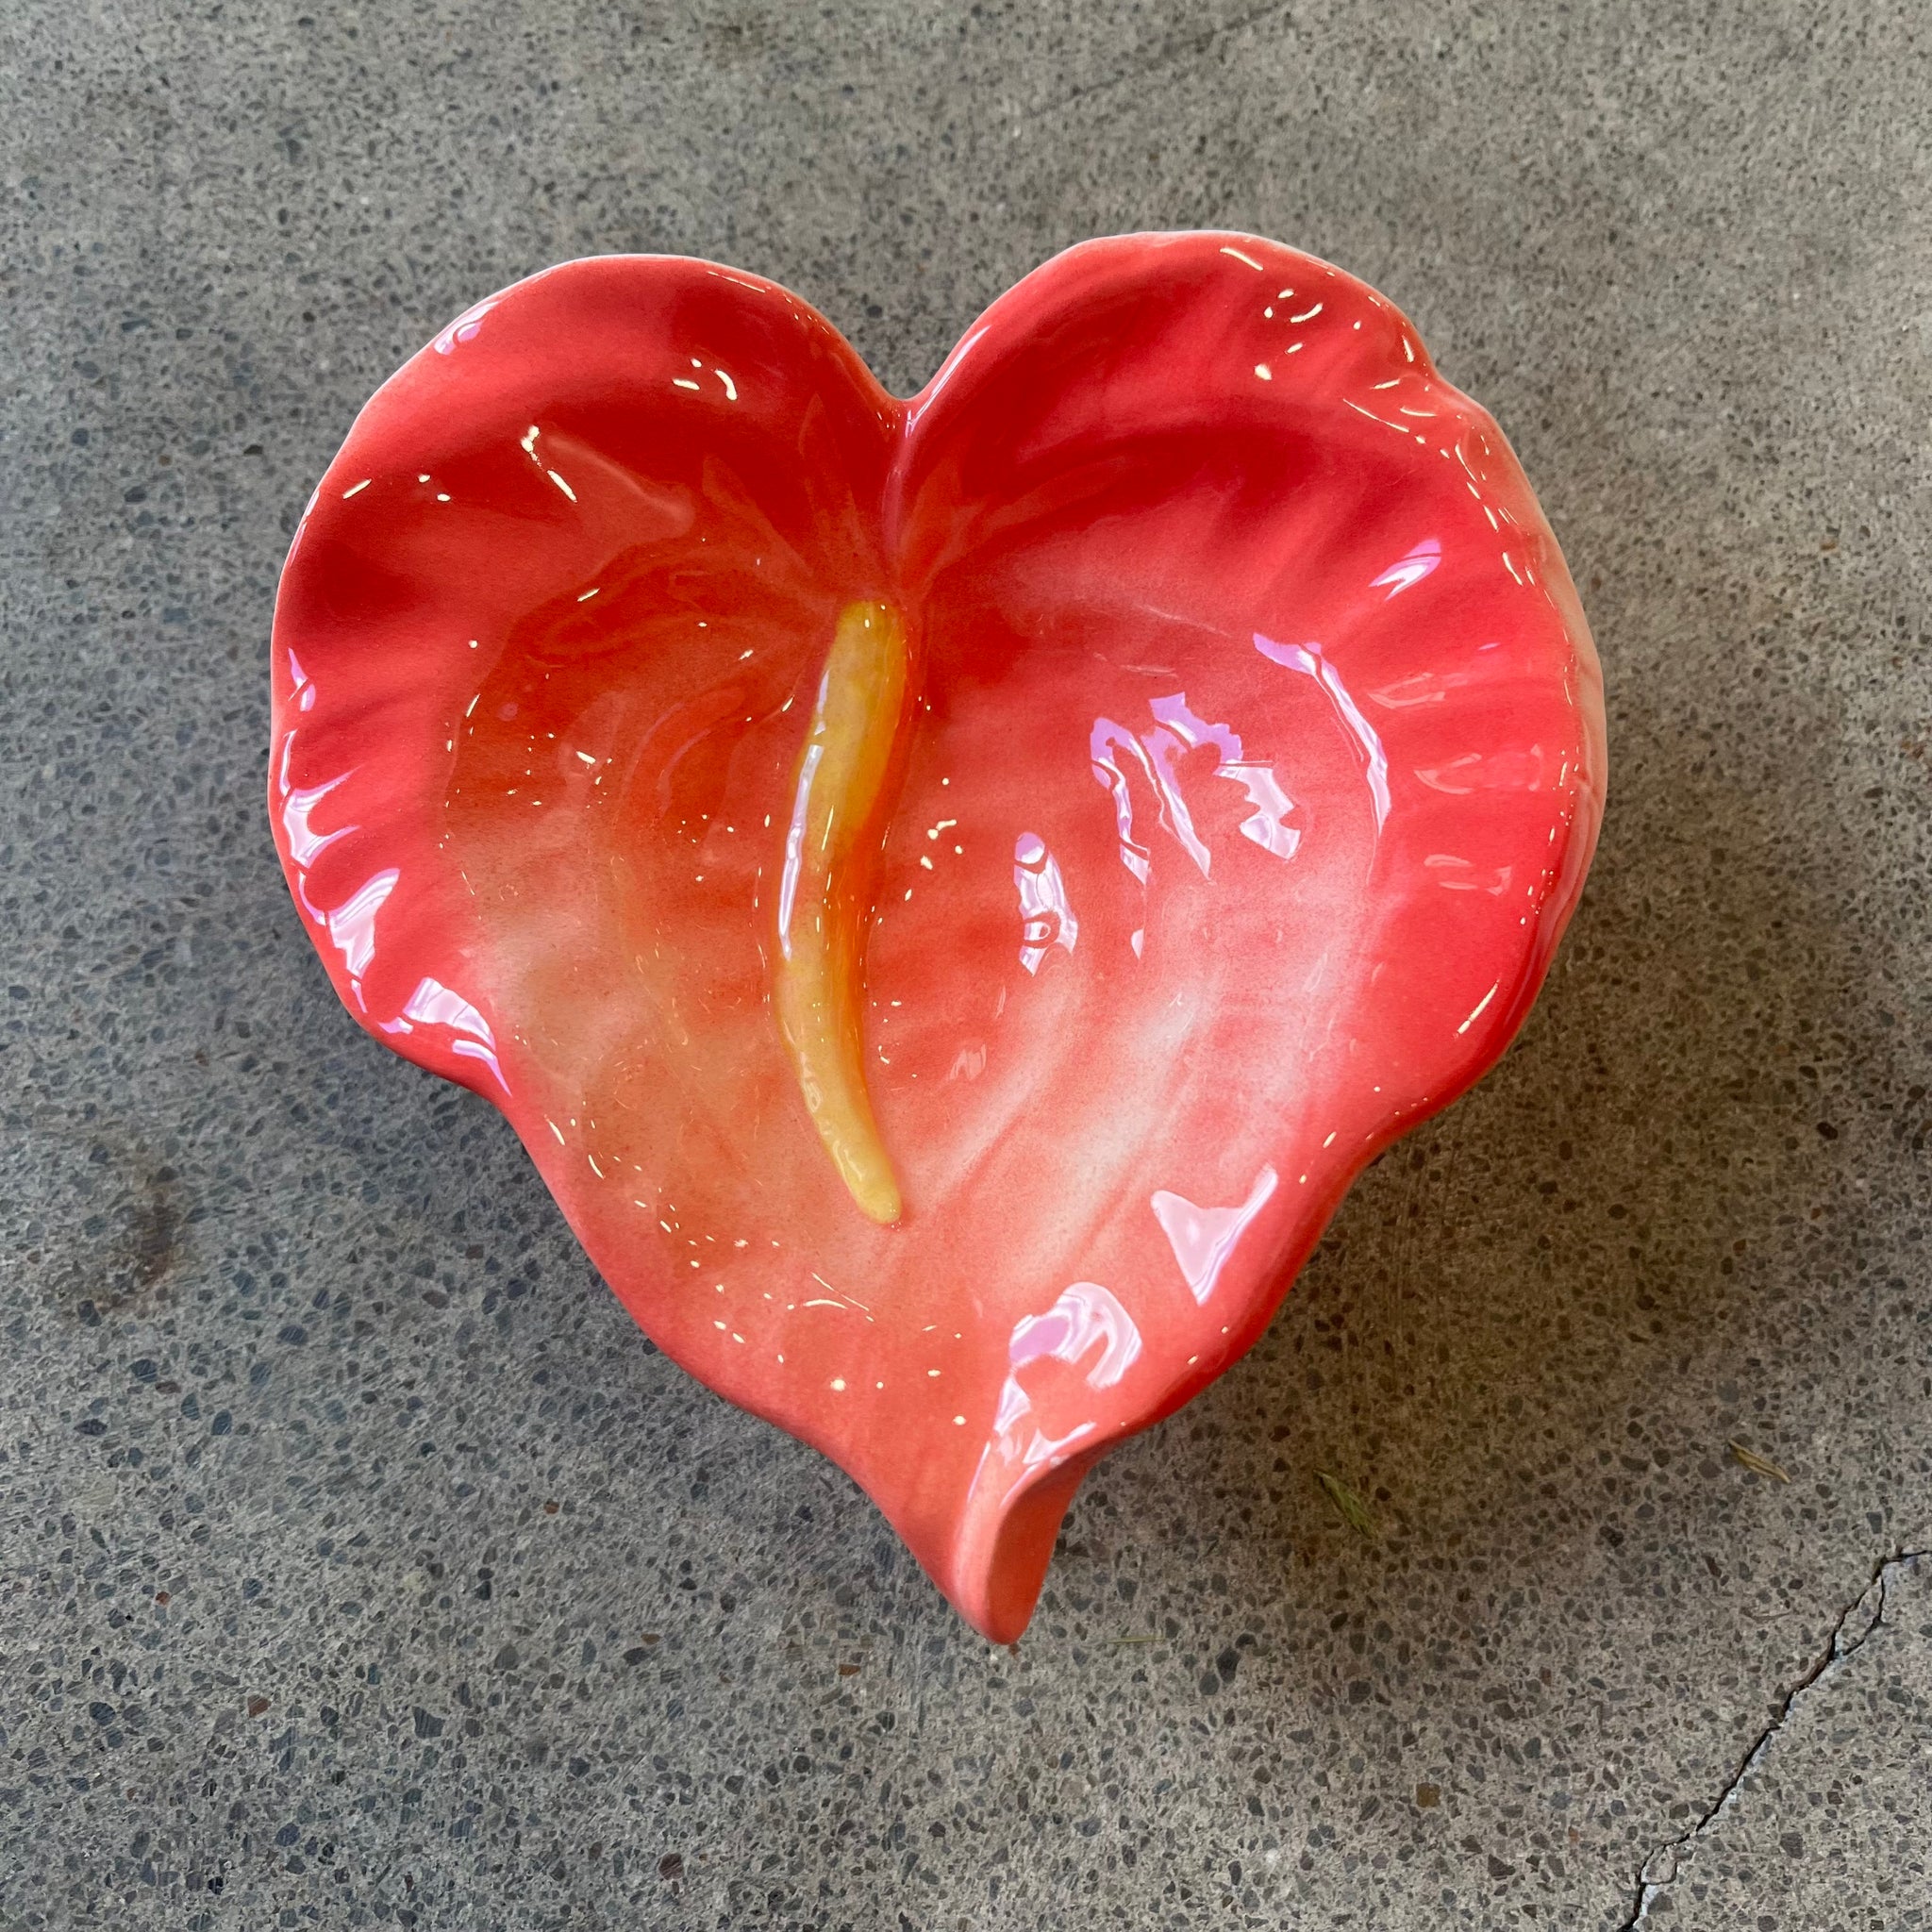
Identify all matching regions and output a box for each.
[773,600,909,1224]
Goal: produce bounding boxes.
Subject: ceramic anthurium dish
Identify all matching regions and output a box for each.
[269,232,1605,1641]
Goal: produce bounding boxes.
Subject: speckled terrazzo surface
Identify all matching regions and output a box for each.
[3,4,1929,1927]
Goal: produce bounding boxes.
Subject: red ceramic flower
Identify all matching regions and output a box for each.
[270,233,1604,1641]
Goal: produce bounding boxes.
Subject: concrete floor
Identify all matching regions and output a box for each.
[3,3,1929,1926]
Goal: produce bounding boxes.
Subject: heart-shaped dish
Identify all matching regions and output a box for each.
[271,232,1605,1640]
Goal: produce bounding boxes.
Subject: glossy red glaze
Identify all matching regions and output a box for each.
[270,234,1605,1641]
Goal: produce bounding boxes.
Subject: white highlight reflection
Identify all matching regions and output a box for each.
[279,767,352,869]
[1147,693,1300,863]
[1151,1166,1278,1306]
[1253,633,1391,831]
[1013,833,1077,974]
[1139,724,1213,874]
[1370,536,1441,598]
[432,297,498,355]
[989,1283,1143,1473]
[274,696,352,929]
[280,653,492,1082]
[1457,981,1500,1035]
[1090,720,1157,886]
[385,975,510,1094]
[1424,854,1514,894]
[325,870,398,1003]
[1091,693,1299,910]
[776,740,824,962]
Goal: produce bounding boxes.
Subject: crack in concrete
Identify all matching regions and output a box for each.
[1615,1547,1929,1929]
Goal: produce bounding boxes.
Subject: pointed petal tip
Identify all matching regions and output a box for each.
[937,1450,1102,1645]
